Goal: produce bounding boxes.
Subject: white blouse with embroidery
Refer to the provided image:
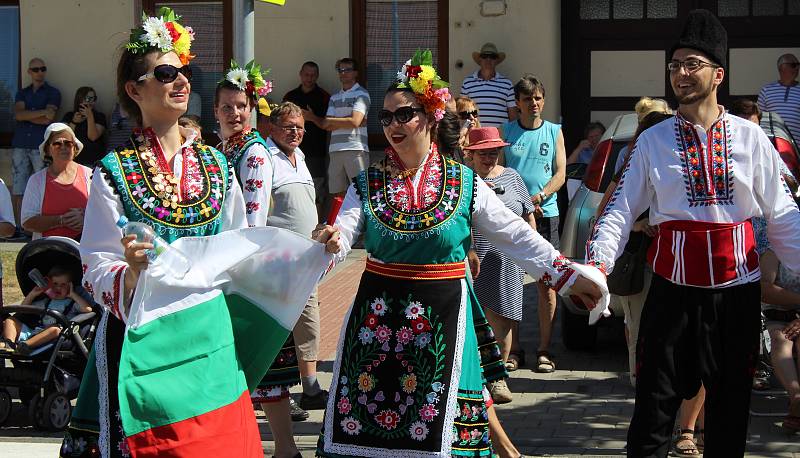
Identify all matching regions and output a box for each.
[587,111,800,275]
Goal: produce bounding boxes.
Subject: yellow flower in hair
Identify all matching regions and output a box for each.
[409,77,428,94]
[171,22,191,58]
[418,65,435,82]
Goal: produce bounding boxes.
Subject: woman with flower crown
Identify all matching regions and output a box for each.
[313,50,606,457]
[60,9,258,458]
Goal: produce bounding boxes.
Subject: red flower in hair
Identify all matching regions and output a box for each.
[406,65,422,78]
[164,22,181,43]
[246,81,256,97]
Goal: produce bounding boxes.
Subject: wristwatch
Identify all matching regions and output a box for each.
[538,191,548,202]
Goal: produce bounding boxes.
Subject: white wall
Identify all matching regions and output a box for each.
[591,50,665,97]
[254,0,350,100]
[19,0,135,120]
[449,0,561,121]
[729,47,800,95]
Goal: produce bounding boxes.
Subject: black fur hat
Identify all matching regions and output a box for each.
[669,9,728,68]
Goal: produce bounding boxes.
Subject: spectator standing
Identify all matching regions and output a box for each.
[107,102,134,150]
[284,61,331,215]
[302,58,369,198]
[21,123,91,241]
[11,58,60,233]
[460,43,516,127]
[567,121,605,165]
[501,75,566,374]
[0,181,15,238]
[758,53,800,141]
[63,86,107,167]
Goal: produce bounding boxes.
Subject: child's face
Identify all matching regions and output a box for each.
[48,274,72,299]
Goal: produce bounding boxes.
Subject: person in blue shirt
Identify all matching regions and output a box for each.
[500,74,566,375]
[12,58,61,232]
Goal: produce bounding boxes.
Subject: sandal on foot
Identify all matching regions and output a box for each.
[694,428,704,452]
[671,429,699,456]
[0,337,16,353]
[505,351,525,372]
[535,351,555,373]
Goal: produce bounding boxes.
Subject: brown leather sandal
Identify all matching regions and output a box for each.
[671,429,699,456]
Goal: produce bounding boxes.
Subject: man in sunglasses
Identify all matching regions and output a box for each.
[11,57,61,238]
[587,10,800,456]
[758,53,800,141]
[302,57,370,200]
[459,43,516,128]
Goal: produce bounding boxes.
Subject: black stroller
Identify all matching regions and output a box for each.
[0,236,102,430]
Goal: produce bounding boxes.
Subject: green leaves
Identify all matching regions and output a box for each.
[410,49,433,66]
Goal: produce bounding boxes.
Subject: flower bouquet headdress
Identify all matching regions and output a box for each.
[222,59,274,116]
[395,49,451,121]
[126,7,195,65]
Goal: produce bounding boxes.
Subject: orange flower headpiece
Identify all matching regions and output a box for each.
[395,50,450,121]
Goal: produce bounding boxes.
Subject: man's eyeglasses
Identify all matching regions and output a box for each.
[50,140,75,149]
[667,59,719,73]
[336,67,355,74]
[138,64,192,83]
[480,53,498,60]
[29,66,47,73]
[458,110,478,120]
[379,106,426,127]
[278,125,305,135]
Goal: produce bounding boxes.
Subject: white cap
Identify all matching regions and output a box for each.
[39,122,84,159]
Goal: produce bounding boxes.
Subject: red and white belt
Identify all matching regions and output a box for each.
[647,219,759,288]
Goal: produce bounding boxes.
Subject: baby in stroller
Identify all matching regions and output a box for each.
[0,265,93,355]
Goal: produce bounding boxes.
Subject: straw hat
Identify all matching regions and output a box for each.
[463,127,509,150]
[39,123,83,158]
[472,43,506,66]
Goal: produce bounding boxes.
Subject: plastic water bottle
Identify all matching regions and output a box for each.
[28,268,57,298]
[115,216,191,279]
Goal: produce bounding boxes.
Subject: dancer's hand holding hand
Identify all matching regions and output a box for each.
[570,276,603,310]
[314,224,341,254]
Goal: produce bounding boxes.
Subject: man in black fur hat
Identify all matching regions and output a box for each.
[586,9,800,457]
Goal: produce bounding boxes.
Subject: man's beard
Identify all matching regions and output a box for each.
[675,79,714,105]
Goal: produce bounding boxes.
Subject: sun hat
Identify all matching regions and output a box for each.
[39,123,83,158]
[463,127,510,150]
[472,43,506,66]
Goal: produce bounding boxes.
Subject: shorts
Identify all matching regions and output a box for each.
[293,289,320,361]
[328,150,369,194]
[12,148,45,195]
[535,215,560,250]
[18,323,45,342]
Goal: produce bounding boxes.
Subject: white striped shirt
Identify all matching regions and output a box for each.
[758,81,800,142]
[460,71,515,127]
[326,83,370,153]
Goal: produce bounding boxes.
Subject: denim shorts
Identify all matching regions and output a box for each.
[12,148,44,195]
[18,323,45,342]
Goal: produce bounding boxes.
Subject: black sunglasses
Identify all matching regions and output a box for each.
[480,53,498,60]
[29,66,47,73]
[137,64,192,83]
[379,106,426,127]
[458,110,478,120]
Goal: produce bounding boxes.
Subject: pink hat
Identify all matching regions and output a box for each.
[463,127,509,150]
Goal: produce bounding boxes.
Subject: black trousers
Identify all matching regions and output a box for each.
[627,275,761,458]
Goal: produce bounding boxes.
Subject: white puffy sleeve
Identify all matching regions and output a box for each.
[221,167,248,231]
[585,137,652,274]
[472,177,575,293]
[239,144,273,227]
[331,183,365,265]
[754,131,800,272]
[79,168,129,322]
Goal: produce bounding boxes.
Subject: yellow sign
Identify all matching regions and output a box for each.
[257,0,286,5]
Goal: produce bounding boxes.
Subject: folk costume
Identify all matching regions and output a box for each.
[586,10,800,456]
[317,51,607,458]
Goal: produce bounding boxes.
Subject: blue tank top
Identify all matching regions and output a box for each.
[502,119,560,217]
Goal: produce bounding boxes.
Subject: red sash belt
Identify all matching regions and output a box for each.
[647,219,759,287]
[365,259,466,280]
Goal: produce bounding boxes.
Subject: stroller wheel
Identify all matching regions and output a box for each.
[41,391,71,431]
[0,388,11,426]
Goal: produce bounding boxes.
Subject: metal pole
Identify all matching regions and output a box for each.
[235,0,255,64]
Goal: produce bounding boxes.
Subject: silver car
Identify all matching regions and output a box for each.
[558,112,800,351]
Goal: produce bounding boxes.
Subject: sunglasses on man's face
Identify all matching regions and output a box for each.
[51,140,75,149]
[783,62,800,68]
[480,54,498,60]
[29,66,47,73]
[379,106,426,127]
[458,110,478,120]
[337,67,355,74]
[137,64,192,83]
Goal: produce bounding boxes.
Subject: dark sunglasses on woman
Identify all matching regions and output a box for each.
[379,106,426,127]
[458,110,478,120]
[137,64,192,83]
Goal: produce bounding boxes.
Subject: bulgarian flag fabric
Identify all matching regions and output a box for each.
[116,227,330,457]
